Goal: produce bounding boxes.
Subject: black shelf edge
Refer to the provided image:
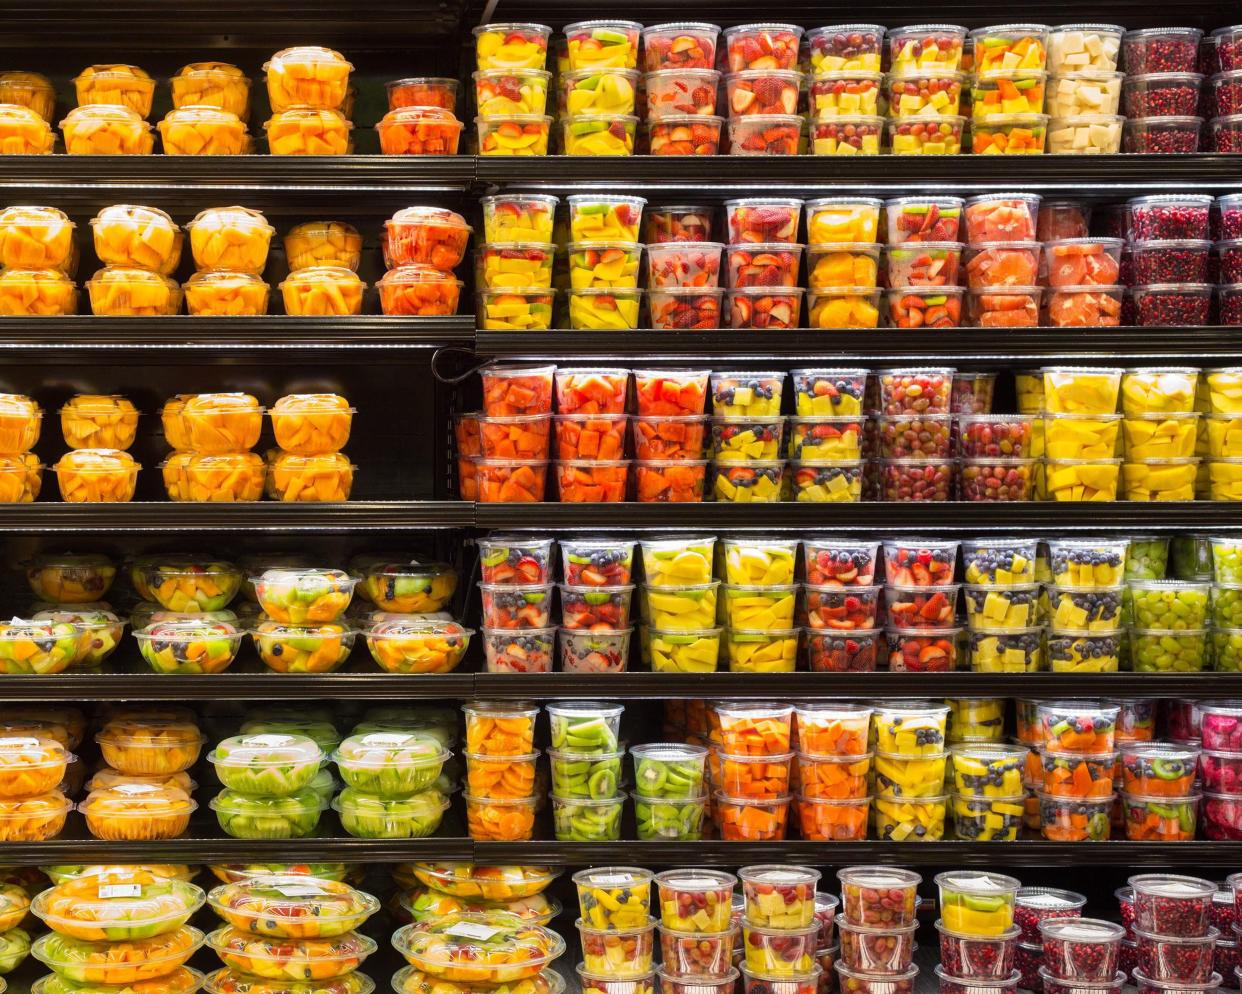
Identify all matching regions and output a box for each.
[478,840,1242,868]
[0,317,474,362]
[0,835,472,864]
[0,502,472,532]
[471,671,1242,699]
[474,328,1242,365]
[473,501,1242,532]
[475,154,1242,194]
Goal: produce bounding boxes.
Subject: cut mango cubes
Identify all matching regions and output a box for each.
[280,266,365,316]
[269,451,355,502]
[170,62,251,117]
[0,206,75,271]
[86,267,181,316]
[54,448,140,502]
[263,46,353,111]
[184,271,270,316]
[285,221,362,271]
[60,105,153,155]
[91,205,182,274]
[0,269,76,316]
[158,107,250,155]
[186,206,273,273]
[73,64,156,117]
[0,104,53,154]
[265,108,351,156]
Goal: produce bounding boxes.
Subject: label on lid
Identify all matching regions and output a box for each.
[1021,893,1077,909]
[949,875,1009,893]
[99,884,143,899]
[274,884,327,898]
[592,873,638,886]
[445,922,504,941]
[364,733,411,747]
[1053,921,1117,939]
[1146,881,1210,897]
[857,873,911,887]
[759,870,807,882]
[245,734,296,748]
[675,877,724,890]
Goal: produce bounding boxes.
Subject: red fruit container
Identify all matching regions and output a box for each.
[481,364,555,417]
[837,915,917,974]
[936,921,1020,980]
[950,372,996,415]
[634,368,710,416]
[1132,969,1224,994]
[882,538,957,585]
[1121,28,1203,74]
[885,197,965,244]
[884,584,958,627]
[1040,918,1125,982]
[482,627,555,673]
[725,198,802,244]
[632,416,708,459]
[554,369,629,416]
[837,866,920,927]
[836,961,917,994]
[634,460,707,502]
[1039,969,1127,994]
[741,968,820,994]
[1132,284,1212,327]
[726,70,803,116]
[877,414,953,459]
[650,115,723,155]
[806,630,881,672]
[964,194,1042,243]
[806,25,885,73]
[727,288,803,329]
[886,287,965,329]
[934,969,1020,994]
[957,415,1035,459]
[968,287,1042,328]
[476,459,548,501]
[804,539,879,586]
[384,206,471,270]
[886,626,959,671]
[1129,874,1216,937]
[727,244,803,289]
[964,242,1040,288]
[554,414,627,461]
[960,459,1034,501]
[1134,927,1220,982]
[376,106,463,155]
[885,242,963,287]
[480,582,553,628]
[376,265,462,316]
[1123,116,1204,153]
[647,206,714,243]
[658,929,735,976]
[1046,287,1124,327]
[1131,239,1211,284]
[803,585,880,631]
[649,288,724,329]
[555,460,629,502]
[642,23,721,71]
[1015,888,1085,945]
[728,114,801,155]
[811,117,884,155]
[646,242,723,289]
[724,24,804,72]
[877,368,955,415]
[387,77,459,111]
[479,414,552,460]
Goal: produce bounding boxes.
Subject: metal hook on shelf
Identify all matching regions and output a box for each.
[431,346,488,385]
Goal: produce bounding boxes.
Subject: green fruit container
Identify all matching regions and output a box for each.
[646,627,722,673]
[333,786,448,839]
[633,793,706,840]
[332,731,449,797]
[1213,627,1242,671]
[253,568,356,624]
[0,927,28,974]
[552,793,624,841]
[1210,537,1242,583]
[210,787,324,839]
[1126,537,1171,580]
[1212,584,1242,628]
[31,872,204,942]
[631,743,707,799]
[548,748,623,799]
[547,701,623,753]
[208,733,323,794]
[33,608,124,668]
[1128,579,1210,629]
[0,620,81,675]
[1130,627,1210,672]
[935,870,1020,936]
[239,718,340,759]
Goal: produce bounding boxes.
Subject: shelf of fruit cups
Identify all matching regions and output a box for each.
[458,361,1242,503]
[0,201,470,318]
[469,21,1242,156]
[474,192,1242,338]
[0,50,469,156]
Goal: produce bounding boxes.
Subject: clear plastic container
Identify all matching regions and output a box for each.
[264,46,353,111]
[80,783,196,840]
[32,927,204,985]
[54,449,139,502]
[171,61,251,115]
[207,876,377,939]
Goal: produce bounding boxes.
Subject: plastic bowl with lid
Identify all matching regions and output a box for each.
[0,733,72,798]
[79,782,196,840]
[334,786,448,839]
[200,968,370,994]
[211,787,324,839]
[364,619,472,674]
[210,925,374,980]
[32,927,204,986]
[360,560,457,614]
[170,60,251,115]
[32,868,204,941]
[186,206,273,274]
[135,619,243,675]
[392,912,566,983]
[385,207,471,271]
[263,45,353,111]
[333,731,449,796]
[96,718,203,776]
[254,568,355,624]
[405,863,560,901]
[208,733,323,794]
[208,876,378,939]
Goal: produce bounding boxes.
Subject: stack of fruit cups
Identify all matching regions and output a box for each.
[564,195,644,331]
[947,698,1007,745]
[1037,916,1127,994]
[1205,368,1242,500]
[87,204,181,318]
[262,46,354,155]
[0,206,78,317]
[640,536,717,666]
[803,196,881,331]
[1121,28,1204,153]
[949,745,1026,840]
[788,371,869,502]
[801,541,881,671]
[792,702,872,841]
[642,22,722,155]
[62,63,154,155]
[1128,874,1223,994]
[1041,366,1124,501]
[332,729,452,839]
[160,392,263,504]
[805,23,885,157]
[548,700,626,840]
[876,368,956,500]
[1046,537,1127,675]
[633,371,710,501]
[0,726,73,841]
[160,63,252,155]
[969,24,1051,155]
[1126,195,1214,328]
[559,20,643,155]
[263,393,355,502]
[477,364,554,501]
[206,732,326,840]
[710,704,794,840]
[473,22,553,155]
[559,560,633,671]
[377,74,462,156]
[554,368,630,500]
[180,203,274,317]
[207,875,377,994]
[1208,30,1242,151]
[574,867,654,994]
[1044,232,1124,329]
[712,374,786,502]
[963,539,1042,674]
[0,394,43,502]
[1046,23,1124,155]
[721,538,797,671]
[1117,742,1201,842]
[477,194,557,332]
[883,538,960,674]
[723,198,804,333]
[646,229,724,331]
[835,866,919,994]
[720,24,804,155]
[656,869,738,994]
[631,743,707,839]
[884,195,964,331]
[935,871,1023,994]
[1036,699,1119,841]
[738,865,822,994]
[961,193,1042,329]
[1221,195,1242,326]
[870,700,951,840]
[1128,579,1211,672]
[461,701,540,841]
[31,867,206,994]
[885,24,968,154]
[1200,703,1242,838]
[1211,537,1242,669]
[378,205,468,318]
[477,535,555,674]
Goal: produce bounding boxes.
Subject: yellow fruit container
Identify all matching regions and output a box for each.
[91,205,182,274]
[170,62,251,117]
[158,106,250,155]
[476,114,552,155]
[1042,366,1123,414]
[264,46,353,111]
[0,395,40,451]
[1044,458,1121,501]
[60,105,153,155]
[643,582,720,630]
[722,584,797,629]
[0,206,75,272]
[86,267,181,316]
[1207,367,1242,414]
[808,289,882,328]
[73,64,156,117]
[284,221,362,272]
[1208,415,1242,458]
[1122,458,1198,501]
[61,395,139,450]
[166,451,265,502]
[807,244,882,289]
[270,394,353,455]
[1122,413,1199,460]
[280,266,366,316]
[0,453,42,502]
[0,269,77,316]
[805,197,883,245]
[0,104,54,154]
[724,628,798,672]
[0,71,56,121]
[184,271,270,316]
[269,451,355,502]
[265,107,352,155]
[473,23,553,71]
[1015,369,1045,414]
[54,448,140,502]
[1120,366,1199,415]
[186,206,273,274]
[1042,413,1121,459]
[182,393,263,453]
[1210,457,1242,500]
[161,395,193,450]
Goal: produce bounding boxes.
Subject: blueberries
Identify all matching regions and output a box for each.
[271,644,283,656]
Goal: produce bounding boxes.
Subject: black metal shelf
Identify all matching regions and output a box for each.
[473,501,1242,533]
[0,502,471,533]
[0,317,473,363]
[474,154,1242,196]
[474,328,1242,365]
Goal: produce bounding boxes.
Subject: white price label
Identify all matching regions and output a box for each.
[275,884,326,898]
[99,884,143,899]
[445,923,504,941]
